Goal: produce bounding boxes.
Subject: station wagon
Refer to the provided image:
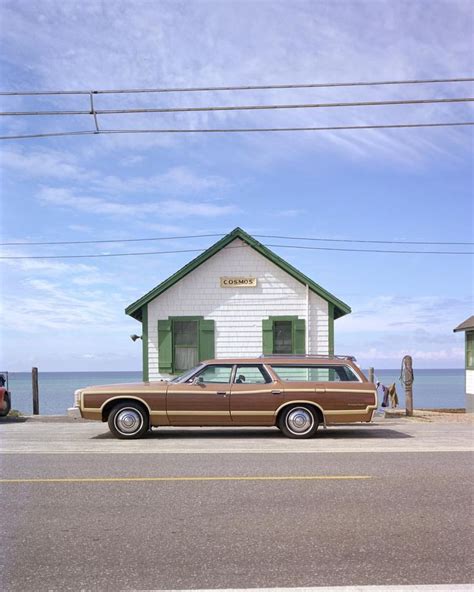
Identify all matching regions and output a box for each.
[74,355,377,439]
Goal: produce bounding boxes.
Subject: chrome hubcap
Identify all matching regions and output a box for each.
[115,408,143,434]
[286,407,314,434]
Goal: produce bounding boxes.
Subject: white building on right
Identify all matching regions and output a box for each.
[453,315,474,413]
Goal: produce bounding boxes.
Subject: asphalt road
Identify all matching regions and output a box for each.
[1,426,473,591]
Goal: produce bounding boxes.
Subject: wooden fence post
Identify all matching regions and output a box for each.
[369,367,375,383]
[32,367,39,415]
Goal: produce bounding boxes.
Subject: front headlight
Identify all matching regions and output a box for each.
[74,389,83,407]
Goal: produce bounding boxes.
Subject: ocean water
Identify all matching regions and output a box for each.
[2,369,466,416]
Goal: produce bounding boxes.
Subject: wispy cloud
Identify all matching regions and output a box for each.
[1,1,472,163]
[1,1,472,371]
[0,148,89,181]
[339,295,471,333]
[355,345,465,363]
[95,166,229,195]
[0,252,97,275]
[272,209,306,218]
[337,295,470,367]
[120,155,144,166]
[37,186,237,218]
[2,278,116,331]
[2,147,229,195]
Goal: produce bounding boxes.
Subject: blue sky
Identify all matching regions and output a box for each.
[0,0,473,371]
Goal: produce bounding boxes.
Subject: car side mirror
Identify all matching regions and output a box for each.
[192,375,204,385]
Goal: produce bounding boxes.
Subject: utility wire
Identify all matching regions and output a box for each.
[2,233,473,247]
[255,234,474,246]
[1,244,472,259]
[1,121,473,140]
[1,76,473,96]
[2,96,473,117]
[267,243,473,255]
[0,233,224,246]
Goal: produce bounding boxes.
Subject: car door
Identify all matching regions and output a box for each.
[230,364,282,425]
[166,364,233,425]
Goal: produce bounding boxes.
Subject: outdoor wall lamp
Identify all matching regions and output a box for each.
[130,334,142,342]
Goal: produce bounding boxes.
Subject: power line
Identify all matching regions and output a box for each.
[2,96,473,117]
[1,244,472,259]
[2,232,472,247]
[1,76,473,96]
[0,233,224,246]
[267,243,473,255]
[255,234,474,246]
[1,120,473,140]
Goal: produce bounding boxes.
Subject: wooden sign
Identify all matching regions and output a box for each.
[220,277,257,288]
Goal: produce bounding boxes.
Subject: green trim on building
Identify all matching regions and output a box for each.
[466,331,474,370]
[328,303,335,356]
[294,318,306,355]
[168,316,205,321]
[262,318,274,354]
[125,227,351,321]
[158,319,173,374]
[199,319,216,361]
[141,305,149,382]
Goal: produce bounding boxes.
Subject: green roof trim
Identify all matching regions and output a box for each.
[125,227,351,321]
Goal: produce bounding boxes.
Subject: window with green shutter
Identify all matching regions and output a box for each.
[158,317,215,374]
[262,316,305,355]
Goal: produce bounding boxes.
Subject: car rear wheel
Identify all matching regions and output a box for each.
[108,402,149,439]
[278,405,319,439]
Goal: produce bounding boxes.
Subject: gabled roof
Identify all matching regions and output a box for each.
[453,315,474,333]
[125,227,351,321]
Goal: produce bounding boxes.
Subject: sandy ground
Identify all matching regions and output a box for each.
[384,408,474,423]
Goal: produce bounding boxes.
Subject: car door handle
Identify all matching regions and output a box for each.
[271,390,282,395]
[216,391,228,396]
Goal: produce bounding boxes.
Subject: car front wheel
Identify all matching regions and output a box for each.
[108,402,149,439]
[278,405,319,439]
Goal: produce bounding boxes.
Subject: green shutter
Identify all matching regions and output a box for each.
[158,319,173,373]
[262,319,274,354]
[294,318,306,354]
[199,319,215,361]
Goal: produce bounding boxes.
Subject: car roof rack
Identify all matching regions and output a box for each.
[258,354,357,362]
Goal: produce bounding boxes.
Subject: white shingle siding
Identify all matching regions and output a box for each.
[147,238,330,381]
[467,370,474,395]
[466,370,474,412]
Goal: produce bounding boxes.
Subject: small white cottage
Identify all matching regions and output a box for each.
[126,227,351,381]
[453,315,474,412]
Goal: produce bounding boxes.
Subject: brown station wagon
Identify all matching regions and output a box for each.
[74,355,377,440]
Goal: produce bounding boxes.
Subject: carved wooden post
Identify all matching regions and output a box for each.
[400,355,414,416]
[32,367,39,415]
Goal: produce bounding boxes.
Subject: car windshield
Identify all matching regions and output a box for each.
[169,364,204,383]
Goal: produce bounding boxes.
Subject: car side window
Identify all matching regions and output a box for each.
[233,365,271,384]
[328,366,360,382]
[194,365,233,384]
[271,365,361,382]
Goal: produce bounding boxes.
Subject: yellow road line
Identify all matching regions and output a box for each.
[0,475,371,484]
